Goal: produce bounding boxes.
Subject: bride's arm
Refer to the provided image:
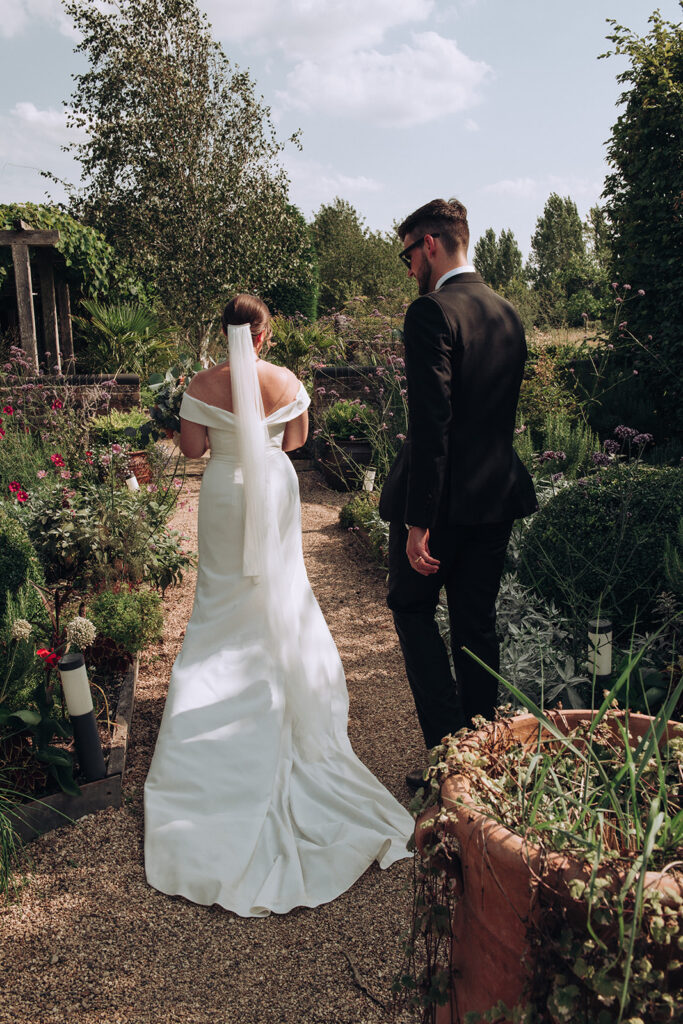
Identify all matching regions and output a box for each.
[282,410,308,452]
[179,416,209,458]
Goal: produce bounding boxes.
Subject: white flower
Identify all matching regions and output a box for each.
[11,618,32,642]
[66,616,97,649]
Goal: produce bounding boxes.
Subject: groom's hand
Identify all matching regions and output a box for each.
[406,526,440,576]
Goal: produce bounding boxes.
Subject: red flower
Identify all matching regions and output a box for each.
[16,489,28,503]
[3,405,13,415]
[85,451,93,465]
[50,453,65,468]
[8,481,20,492]
[0,428,5,439]
[36,648,59,668]
[51,400,63,411]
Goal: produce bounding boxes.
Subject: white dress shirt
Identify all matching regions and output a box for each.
[434,264,477,291]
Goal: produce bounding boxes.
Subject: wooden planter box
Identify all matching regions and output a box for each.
[8,658,139,842]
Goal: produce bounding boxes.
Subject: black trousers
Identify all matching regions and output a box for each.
[387,518,513,749]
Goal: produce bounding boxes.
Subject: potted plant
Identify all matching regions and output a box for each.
[399,659,683,1024]
[316,398,378,490]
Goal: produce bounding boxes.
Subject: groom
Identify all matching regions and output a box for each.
[379,198,537,789]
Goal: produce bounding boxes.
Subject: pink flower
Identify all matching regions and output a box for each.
[111,443,123,454]
[60,470,71,480]
[638,289,645,296]
[51,400,63,411]
[3,405,13,415]
[37,470,47,479]
[173,478,182,488]
[633,370,639,375]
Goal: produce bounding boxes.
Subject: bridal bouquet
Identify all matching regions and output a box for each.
[147,357,202,436]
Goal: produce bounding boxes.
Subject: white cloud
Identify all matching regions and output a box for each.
[464,118,479,132]
[283,154,384,218]
[0,0,74,37]
[0,102,82,204]
[482,177,539,199]
[203,0,433,60]
[278,32,490,126]
[482,174,604,202]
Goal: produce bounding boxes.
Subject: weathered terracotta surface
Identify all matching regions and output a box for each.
[415,711,683,1024]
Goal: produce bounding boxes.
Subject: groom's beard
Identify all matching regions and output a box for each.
[416,254,432,295]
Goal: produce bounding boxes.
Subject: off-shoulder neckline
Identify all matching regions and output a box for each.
[182,381,307,421]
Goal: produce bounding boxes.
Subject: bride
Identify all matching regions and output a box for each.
[144,294,413,917]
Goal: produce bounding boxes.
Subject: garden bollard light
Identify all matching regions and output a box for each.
[587,618,612,679]
[58,652,106,782]
[125,473,140,491]
[362,468,376,492]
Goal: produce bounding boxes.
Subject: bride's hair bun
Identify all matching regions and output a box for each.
[222,294,271,343]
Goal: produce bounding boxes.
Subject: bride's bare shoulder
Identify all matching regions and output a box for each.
[259,362,301,410]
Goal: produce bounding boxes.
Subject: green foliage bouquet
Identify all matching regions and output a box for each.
[147,357,202,435]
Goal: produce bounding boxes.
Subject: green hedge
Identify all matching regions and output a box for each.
[519,465,683,631]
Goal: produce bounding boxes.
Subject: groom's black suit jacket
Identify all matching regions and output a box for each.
[379,272,537,529]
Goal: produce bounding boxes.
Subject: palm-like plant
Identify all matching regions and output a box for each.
[73,300,176,376]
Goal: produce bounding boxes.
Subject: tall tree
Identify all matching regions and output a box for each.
[527,194,589,324]
[474,228,523,291]
[473,228,498,287]
[310,198,412,313]
[62,0,316,352]
[601,8,683,436]
[528,193,585,293]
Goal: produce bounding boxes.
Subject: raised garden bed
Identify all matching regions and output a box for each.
[8,657,138,842]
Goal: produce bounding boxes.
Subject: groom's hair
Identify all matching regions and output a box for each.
[222,294,271,341]
[398,198,469,254]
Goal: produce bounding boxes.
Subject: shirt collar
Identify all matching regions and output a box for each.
[434,265,477,291]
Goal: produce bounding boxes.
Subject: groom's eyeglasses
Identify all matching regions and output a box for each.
[399,233,440,268]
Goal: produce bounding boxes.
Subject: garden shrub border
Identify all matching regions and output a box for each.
[7,656,138,842]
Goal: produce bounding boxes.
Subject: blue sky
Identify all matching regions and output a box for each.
[1,0,680,258]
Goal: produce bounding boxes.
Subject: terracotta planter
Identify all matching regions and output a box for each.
[127,449,152,484]
[415,711,683,1024]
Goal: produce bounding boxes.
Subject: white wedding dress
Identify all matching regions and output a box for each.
[144,379,413,917]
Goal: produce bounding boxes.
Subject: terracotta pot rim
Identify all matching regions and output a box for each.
[418,709,683,896]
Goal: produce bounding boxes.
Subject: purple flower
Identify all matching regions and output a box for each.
[592,452,611,467]
[638,289,645,296]
[551,473,564,483]
[614,425,638,442]
[624,284,631,291]
[396,433,406,441]
[603,439,620,455]
[539,450,566,464]
[633,433,654,446]
[611,282,618,289]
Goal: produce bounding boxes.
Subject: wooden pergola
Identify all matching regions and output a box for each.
[0,220,74,372]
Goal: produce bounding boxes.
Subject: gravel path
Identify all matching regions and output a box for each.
[0,464,424,1024]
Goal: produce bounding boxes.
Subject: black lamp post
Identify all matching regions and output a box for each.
[58,652,106,782]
